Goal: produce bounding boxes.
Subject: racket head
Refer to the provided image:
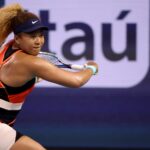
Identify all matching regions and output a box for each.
[38,51,71,68]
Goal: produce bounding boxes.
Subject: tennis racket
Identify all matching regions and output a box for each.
[38,51,86,70]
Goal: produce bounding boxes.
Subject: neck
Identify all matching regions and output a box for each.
[12,42,20,50]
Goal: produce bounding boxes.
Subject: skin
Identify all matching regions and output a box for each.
[0,30,98,88]
[0,29,98,149]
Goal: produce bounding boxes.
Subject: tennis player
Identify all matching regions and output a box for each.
[0,3,98,150]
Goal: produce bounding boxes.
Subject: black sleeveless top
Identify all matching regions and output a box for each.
[0,44,35,126]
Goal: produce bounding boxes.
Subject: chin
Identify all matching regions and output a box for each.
[31,49,40,55]
[32,52,39,56]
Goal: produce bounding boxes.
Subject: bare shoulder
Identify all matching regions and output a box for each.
[12,51,52,74]
[12,51,43,66]
[9,51,41,73]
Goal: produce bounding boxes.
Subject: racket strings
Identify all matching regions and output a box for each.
[38,52,85,70]
[38,53,63,66]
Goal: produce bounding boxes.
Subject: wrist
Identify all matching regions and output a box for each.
[85,65,97,75]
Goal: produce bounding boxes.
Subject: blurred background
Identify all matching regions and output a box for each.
[1,0,150,149]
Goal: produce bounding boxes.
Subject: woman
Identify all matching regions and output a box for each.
[0,3,98,150]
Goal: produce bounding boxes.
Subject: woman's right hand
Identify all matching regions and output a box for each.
[85,61,99,74]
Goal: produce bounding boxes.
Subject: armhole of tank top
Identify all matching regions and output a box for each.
[1,50,22,65]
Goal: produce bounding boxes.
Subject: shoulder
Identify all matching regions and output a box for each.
[12,51,50,71]
[8,51,40,71]
[13,51,38,62]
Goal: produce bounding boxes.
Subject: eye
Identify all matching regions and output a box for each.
[31,35,36,38]
[39,32,44,37]
[27,33,36,38]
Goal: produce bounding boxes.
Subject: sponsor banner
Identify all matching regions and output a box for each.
[6,0,149,88]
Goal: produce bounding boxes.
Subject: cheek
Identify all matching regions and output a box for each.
[41,37,45,45]
[20,40,32,51]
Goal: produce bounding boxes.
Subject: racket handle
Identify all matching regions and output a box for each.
[70,64,85,70]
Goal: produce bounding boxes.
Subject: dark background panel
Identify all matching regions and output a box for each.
[14,68,150,149]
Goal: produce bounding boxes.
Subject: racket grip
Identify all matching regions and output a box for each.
[70,64,85,70]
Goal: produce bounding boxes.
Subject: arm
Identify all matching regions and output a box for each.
[27,55,98,88]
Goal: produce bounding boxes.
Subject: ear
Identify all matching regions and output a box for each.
[14,35,20,45]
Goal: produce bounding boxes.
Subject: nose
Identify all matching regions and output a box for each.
[34,36,42,45]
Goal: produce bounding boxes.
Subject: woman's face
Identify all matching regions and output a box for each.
[15,30,45,56]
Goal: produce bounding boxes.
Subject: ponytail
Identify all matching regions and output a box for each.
[0,3,24,45]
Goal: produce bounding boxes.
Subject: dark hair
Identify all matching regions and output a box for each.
[0,3,47,44]
[0,3,24,44]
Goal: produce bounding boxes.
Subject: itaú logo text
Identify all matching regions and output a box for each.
[36,9,149,88]
[41,10,136,61]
